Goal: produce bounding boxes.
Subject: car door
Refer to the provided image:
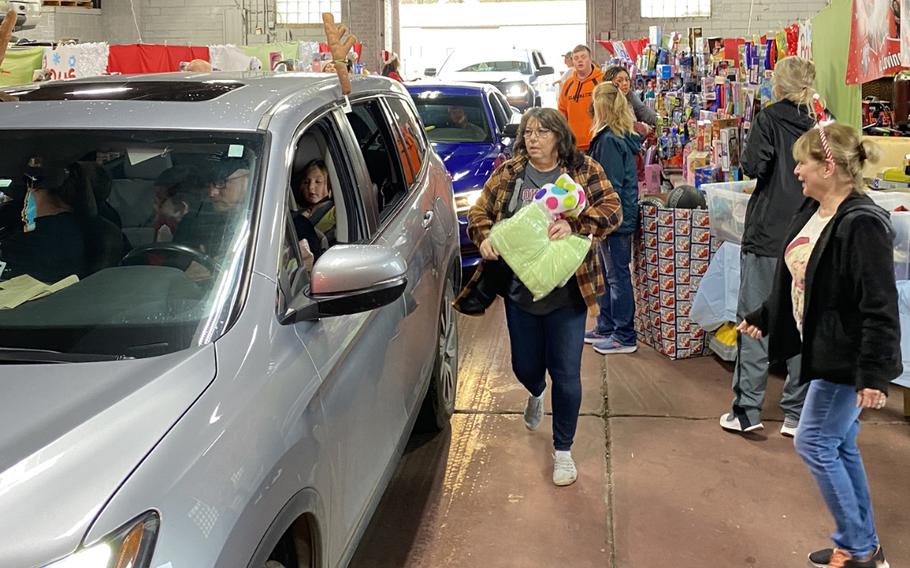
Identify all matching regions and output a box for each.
[279,112,408,562]
[381,95,443,408]
[341,95,440,414]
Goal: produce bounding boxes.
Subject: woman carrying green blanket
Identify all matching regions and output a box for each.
[454,108,622,486]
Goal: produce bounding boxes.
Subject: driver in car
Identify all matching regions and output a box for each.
[173,158,251,260]
[446,105,487,139]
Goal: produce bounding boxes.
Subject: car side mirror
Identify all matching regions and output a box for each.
[502,122,519,138]
[280,245,407,324]
[424,67,437,77]
[538,66,555,76]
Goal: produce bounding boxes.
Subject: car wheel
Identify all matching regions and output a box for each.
[416,275,459,432]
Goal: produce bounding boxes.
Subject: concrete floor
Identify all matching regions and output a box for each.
[350,302,910,568]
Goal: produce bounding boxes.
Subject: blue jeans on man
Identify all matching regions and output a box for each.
[795,379,881,558]
[591,232,636,347]
[504,298,586,451]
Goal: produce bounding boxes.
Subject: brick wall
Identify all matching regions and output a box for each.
[30,6,104,43]
[588,0,828,61]
[138,0,238,45]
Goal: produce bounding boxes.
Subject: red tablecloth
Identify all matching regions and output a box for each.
[108,44,210,74]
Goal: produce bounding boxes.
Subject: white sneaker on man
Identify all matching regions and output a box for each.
[553,450,577,486]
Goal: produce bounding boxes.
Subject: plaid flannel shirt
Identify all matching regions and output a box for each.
[456,155,623,313]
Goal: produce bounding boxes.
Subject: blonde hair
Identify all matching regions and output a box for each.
[771,56,817,108]
[793,123,882,191]
[591,82,634,137]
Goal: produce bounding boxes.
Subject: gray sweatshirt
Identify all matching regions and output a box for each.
[627,91,657,126]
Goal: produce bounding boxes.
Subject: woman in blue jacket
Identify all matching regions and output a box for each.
[585,82,642,354]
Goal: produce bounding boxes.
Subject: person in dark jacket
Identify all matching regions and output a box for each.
[720,56,819,437]
[739,124,896,568]
[603,65,657,131]
[585,82,642,354]
[1,159,85,284]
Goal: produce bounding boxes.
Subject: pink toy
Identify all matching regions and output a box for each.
[532,173,586,218]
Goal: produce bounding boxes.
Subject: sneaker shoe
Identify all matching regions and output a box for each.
[781,416,799,438]
[523,388,545,431]
[592,337,637,355]
[808,546,888,568]
[584,329,610,344]
[719,412,764,433]
[553,450,577,486]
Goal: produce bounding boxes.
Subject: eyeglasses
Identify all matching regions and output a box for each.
[212,169,250,190]
[523,128,553,139]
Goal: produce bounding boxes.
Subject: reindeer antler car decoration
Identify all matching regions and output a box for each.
[321,12,357,96]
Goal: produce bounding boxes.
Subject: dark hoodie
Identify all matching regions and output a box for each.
[588,127,642,234]
[746,194,902,395]
[740,99,816,257]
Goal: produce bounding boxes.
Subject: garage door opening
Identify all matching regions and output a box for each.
[399,0,586,109]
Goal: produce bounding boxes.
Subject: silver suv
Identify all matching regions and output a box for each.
[1,0,40,30]
[0,73,460,567]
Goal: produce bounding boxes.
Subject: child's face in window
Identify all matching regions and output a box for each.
[301,167,330,205]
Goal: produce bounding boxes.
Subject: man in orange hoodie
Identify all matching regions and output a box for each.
[558,44,604,151]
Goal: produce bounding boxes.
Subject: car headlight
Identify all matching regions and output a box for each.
[504,82,529,98]
[44,512,159,568]
[454,189,483,216]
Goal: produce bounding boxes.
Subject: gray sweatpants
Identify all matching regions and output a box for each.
[731,252,808,426]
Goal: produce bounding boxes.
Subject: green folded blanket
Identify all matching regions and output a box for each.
[489,204,592,301]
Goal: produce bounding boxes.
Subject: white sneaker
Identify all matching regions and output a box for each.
[719,412,764,433]
[524,388,545,431]
[553,451,577,486]
[780,416,799,438]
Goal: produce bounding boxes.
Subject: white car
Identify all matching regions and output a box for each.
[426,48,554,111]
[1,0,40,30]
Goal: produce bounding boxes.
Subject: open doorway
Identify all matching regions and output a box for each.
[399,0,586,109]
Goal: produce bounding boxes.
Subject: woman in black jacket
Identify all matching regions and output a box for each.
[721,56,819,437]
[739,124,898,568]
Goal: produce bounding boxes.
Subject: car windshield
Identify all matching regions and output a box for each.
[0,129,264,360]
[456,60,531,74]
[412,94,493,144]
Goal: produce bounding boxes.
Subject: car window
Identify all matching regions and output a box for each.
[487,93,509,133]
[493,91,514,116]
[533,51,546,68]
[384,97,426,184]
[277,210,308,311]
[0,129,264,358]
[457,60,532,74]
[289,119,358,248]
[345,100,409,221]
[412,93,493,144]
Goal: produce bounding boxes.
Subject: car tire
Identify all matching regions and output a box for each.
[416,275,459,432]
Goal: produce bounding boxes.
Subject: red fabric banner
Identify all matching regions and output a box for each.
[598,38,648,62]
[108,44,211,74]
[846,0,903,85]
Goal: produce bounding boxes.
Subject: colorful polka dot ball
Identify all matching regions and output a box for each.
[533,173,586,218]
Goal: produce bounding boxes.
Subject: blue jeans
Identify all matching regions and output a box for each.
[794,380,880,558]
[504,298,586,451]
[594,232,636,345]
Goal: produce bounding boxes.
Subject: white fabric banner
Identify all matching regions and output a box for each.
[208,45,259,72]
[43,42,109,80]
